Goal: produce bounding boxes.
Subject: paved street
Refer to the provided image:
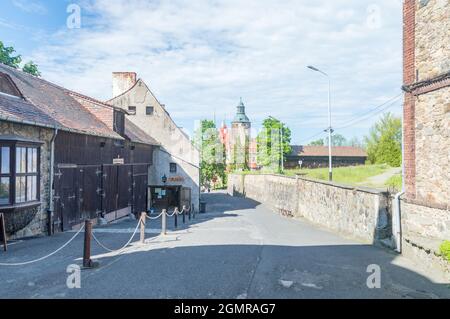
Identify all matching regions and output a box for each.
[0,191,449,299]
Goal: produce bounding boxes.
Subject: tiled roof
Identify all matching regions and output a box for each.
[290,145,368,157]
[125,118,159,146]
[0,63,122,139]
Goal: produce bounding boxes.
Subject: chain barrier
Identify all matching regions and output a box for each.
[0,224,85,267]
[146,212,165,220]
[91,219,141,254]
[1,205,197,266]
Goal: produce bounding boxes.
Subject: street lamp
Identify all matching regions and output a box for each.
[307,65,333,181]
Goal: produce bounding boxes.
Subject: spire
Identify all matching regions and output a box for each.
[233,98,250,123]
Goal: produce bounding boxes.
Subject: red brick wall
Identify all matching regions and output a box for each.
[72,96,114,130]
[403,0,416,199]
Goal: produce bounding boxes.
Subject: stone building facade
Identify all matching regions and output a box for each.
[0,121,53,239]
[402,0,449,274]
[108,73,200,210]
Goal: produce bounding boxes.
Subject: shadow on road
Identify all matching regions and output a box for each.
[1,242,448,298]
[0,191,449,299]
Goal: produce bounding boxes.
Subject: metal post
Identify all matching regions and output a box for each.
[327,77,333,182]
[140,212,146,244]
[307,66,333,181]
[182,205,186,224]
[0,213,7,252]
[162,209,167,235]
[174,207,178,229]
[192,204,195,219]
[83,220,94,268]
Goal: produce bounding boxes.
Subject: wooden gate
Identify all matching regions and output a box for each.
[53,163,150,232]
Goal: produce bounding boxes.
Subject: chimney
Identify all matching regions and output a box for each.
[112,72,137,97]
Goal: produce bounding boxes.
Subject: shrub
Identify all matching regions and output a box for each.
[440,241,450,262]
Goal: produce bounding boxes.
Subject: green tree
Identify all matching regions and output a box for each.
[193,120,226,188]
[0,41,41,77]
[348,136,363,148]
[22,61,41,77]
[256,117,291,173]
[0,41,22,68]
[324,134,347,147]
[309,139,324,146]
[364,112,402,167]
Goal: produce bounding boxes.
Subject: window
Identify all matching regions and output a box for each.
[128,106,136,115]
[16,147,38,203]
[146,106,154,115]
[170,163,177,173]
[0,147,10,205]
[0,140,40,207]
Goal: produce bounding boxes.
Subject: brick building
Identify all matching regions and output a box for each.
[401,0,449,273]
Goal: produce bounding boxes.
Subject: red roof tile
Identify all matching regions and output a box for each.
[290,145,367,157]
[0,63,122,139]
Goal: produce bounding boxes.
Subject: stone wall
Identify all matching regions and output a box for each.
[228,174,392,245]
[401,199,450,277]
[415,0,450,81]
[414,87,450,205]
[0,121,53,239]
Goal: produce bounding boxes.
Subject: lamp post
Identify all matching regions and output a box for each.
[307,65,333,181]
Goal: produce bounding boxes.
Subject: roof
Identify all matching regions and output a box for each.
[0,63,122,140]
[124,118,159,146]
[232,99,250,123]
[290,145,368,157]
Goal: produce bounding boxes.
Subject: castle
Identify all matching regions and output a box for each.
[219,98,256,170]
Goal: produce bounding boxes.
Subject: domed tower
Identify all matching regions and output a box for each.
[230,98,251,169]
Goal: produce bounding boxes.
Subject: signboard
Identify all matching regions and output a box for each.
[168,176,185,182]
[113,158,125,165]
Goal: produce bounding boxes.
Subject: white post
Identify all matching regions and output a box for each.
[327,77,333,181]
[162,209,167,236]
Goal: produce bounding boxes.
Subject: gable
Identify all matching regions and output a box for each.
[0,72,22,98]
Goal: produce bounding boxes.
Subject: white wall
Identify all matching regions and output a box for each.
[109,79,200,208]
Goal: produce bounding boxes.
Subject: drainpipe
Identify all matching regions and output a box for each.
[47,127,58,236]
[393,98,406,253]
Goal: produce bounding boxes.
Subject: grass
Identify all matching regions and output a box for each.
[284,164,391,186]
[440,241,450,263]
[385,174,403,191]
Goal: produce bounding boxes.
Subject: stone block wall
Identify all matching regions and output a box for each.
[228,174,392,244]
[401,200,450,277]
[415,0,450,81]
[414,87,450,205]
[0,121,53,239]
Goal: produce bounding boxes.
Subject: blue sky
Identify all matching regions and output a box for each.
[0,0,404,145]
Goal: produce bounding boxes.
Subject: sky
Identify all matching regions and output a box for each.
[0,0,404,144]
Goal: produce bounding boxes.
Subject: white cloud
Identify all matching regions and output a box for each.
[11,0,47,15]
[29,0,403,143]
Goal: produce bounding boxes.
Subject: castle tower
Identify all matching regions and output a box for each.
[230,98,251,169]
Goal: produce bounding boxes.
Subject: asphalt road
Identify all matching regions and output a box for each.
[0,191,449,299]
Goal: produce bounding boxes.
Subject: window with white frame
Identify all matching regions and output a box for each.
[0,139,40,207]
